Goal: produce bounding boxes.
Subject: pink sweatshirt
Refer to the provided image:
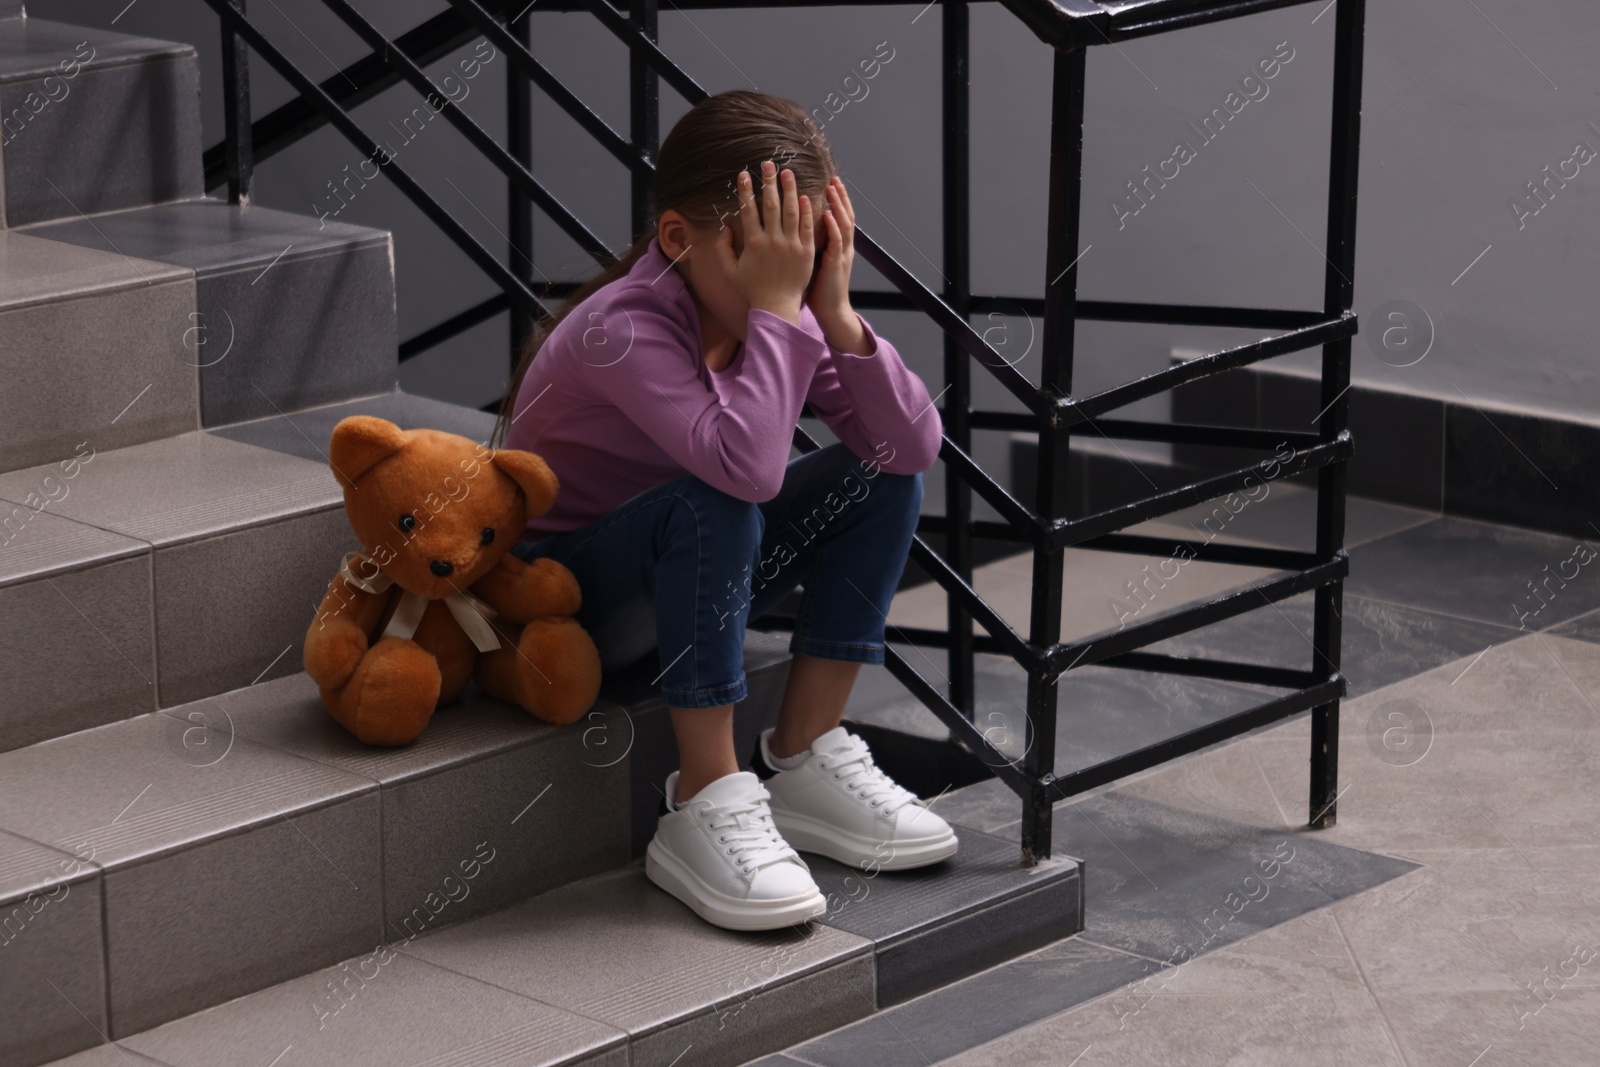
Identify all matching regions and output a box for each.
[506,235,943,537]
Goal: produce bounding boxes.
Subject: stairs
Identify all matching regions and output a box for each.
[0,8,1083,1066]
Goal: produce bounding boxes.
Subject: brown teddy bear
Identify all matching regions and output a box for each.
[303,415,602,745]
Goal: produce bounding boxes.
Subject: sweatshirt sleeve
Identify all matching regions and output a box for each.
[578,302,827,501]
[804,311,943,474]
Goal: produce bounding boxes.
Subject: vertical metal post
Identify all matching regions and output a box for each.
[628,0,660,241]
[1022,44,1087,866]
[220,0,253,206]
[1309,0,1364,829]
[943,1,975,725]
[508,7,535,372]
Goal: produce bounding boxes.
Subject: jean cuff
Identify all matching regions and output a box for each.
[660,674,749,710]
[789,636,886,665]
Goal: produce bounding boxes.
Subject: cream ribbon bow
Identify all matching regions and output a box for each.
[337,550,502,653]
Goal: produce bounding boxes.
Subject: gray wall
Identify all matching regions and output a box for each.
[30,0,1600,444]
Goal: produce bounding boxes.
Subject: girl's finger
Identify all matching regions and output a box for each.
[737,169,758,230]
[781,168,799,238]
[760,161,780,235]
[823,206,840,259]
[836,177,856,225]
[799,192,814,254]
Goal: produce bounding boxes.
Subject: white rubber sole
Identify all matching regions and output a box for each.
[769,808,958,870]
[645,838,826,931]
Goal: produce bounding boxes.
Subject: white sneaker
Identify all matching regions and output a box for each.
[644,768,827,931]
[753,725,959,871]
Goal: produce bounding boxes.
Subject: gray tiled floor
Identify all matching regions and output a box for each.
[746,512,1600,1066]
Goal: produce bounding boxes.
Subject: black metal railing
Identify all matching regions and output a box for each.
[198,0,1361,866]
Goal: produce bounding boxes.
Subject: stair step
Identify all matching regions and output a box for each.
[0,1,20,22]
[211,387,500,459]
[0,630,819,1061]
[24,200,397,426]
[32,807,1077,1067]
[0,229,197,471]
[0,504,154,751]
[0,429,349,729]
[0,18,201,226]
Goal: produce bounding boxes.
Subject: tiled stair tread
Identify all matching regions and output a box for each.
[0,826,91,905]
[168,630,794,788]
[0,16,191,83]
[0,642,748,867]
[211,388,500,459]
[36,1048,169,1067]
[399,863,874,1038]
[0,430,341,548]
[0,506,147,587]
[798,824,1080,951]
[0,710,375,869]
[72,953,632,1067]
[24,199,391,276]
[0,229,189,312]
[181,670,626,787]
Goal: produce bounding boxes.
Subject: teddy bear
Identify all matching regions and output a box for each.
[302,415,602,745]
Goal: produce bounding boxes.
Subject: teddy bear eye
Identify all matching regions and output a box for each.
[398,514,416,534]
[480,527,495,546]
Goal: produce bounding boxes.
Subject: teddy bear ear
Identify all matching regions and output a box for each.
[490,448,560,521]
[328,416,408,490]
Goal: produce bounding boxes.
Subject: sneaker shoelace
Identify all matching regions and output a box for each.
[819,738,922,815]
[700,791,803,875]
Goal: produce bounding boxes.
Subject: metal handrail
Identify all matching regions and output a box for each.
[197,0,1361,865]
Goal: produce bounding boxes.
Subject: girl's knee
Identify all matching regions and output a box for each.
[666,480,764,548]
[867,468,923,513]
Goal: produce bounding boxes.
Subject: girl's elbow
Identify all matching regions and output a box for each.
[908,429,943,473]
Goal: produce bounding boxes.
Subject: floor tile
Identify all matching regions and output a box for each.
[1148,591,1521,699]
[0,710,373,869]
[0,228,189,312]
[0,831,106,1067]
[1331,845,1600,996]
[847,647,1269,784]
[984,791,1418,964]
[0,21,200,226]
[399,864,875,1065]
[1343,516,1600,630]
[1110,725,1301,832]
[932,985,1405,1067]
[1376,986,1600,1067]
[0,542,155,753]
[805,824,1080,1006]
[0,430,339,549]
[1242,646,1600,856]
[1546,606,1600,645]
[209,388,497,462]
[889,542,1279,646]
[29,1045,171,1067]
[1538,631,1600,709]
[120,950,627,1067]
[1132,482,1436,553]
[0,17,189,82]
[790,936,1154,1067]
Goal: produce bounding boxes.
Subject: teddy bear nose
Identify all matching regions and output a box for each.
[430,560,454,577]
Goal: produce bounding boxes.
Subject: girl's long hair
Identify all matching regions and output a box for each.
[488,89,837,449]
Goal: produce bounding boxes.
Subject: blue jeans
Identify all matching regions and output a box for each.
[509,443,922,709]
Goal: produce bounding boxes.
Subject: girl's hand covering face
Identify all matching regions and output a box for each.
[804,175,855,320]
[712,160,815,321]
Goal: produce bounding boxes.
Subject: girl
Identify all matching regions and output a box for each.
[492,90,957,932]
